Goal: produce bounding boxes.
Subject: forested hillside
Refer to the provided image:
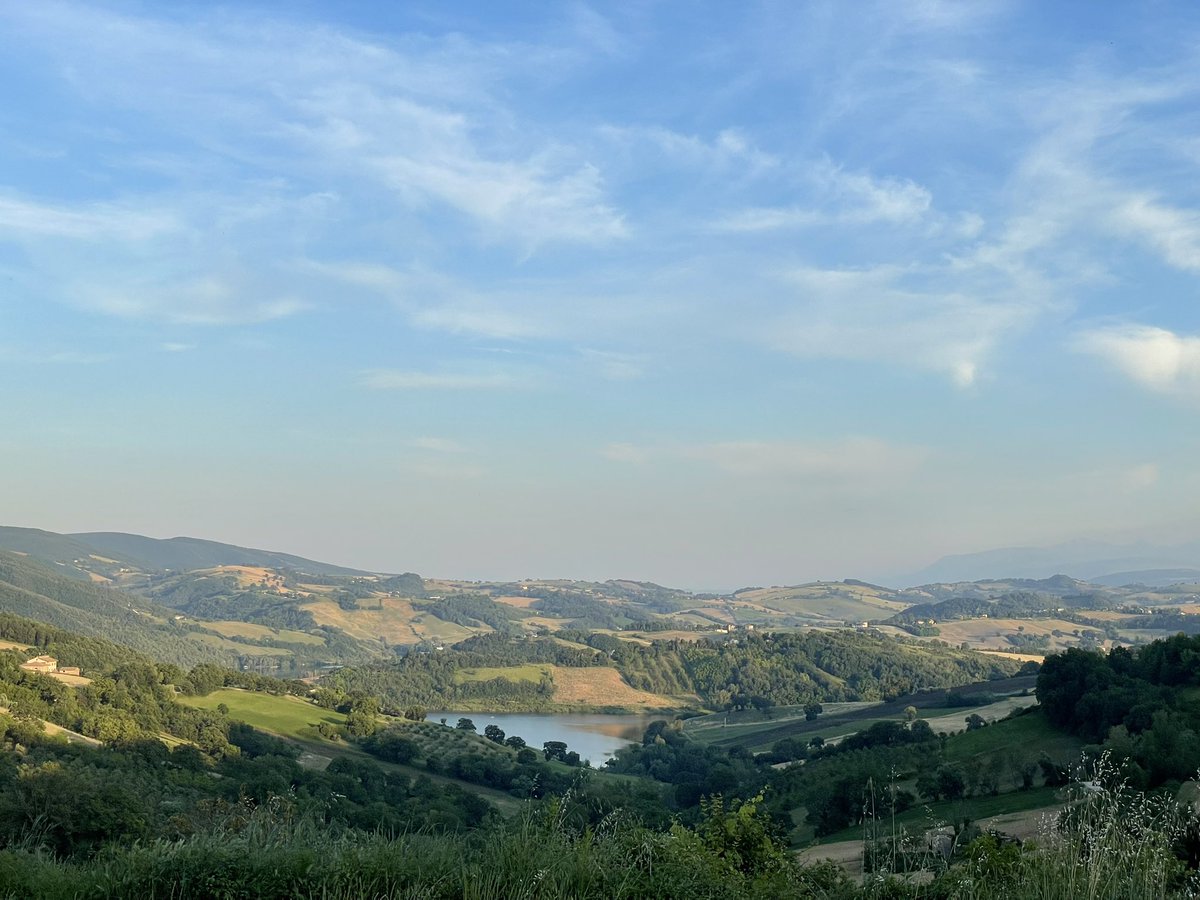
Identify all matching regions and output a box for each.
[326,630,1021,712]
[0,552,232,668]
[1036,634,1200,787]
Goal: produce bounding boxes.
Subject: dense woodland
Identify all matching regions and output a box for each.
[1037,634,1200,788]
[326,629,1020,712]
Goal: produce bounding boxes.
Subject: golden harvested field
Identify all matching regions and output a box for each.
[46,672,92,686]
[0,640,31,652]
[203,565,289,592]
[1082,610,1137,622]
[549,666,682,708]
[296,582,335,594]
[494,595,537,608]
[87,572,111,584]
[301,597,482,644]
[921,618,1085,653]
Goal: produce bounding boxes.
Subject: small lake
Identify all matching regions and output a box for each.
[425,711,663,765]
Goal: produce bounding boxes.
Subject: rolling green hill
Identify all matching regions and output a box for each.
[0,551,235,667]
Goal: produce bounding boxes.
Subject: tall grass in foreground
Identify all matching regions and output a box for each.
[883,753,1200,900]
[0,793,852,900]
[5,759,1200,899]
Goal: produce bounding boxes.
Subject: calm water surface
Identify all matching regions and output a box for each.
[425,711,661,765]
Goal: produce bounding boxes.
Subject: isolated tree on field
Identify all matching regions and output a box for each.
[456,718,476,732]
[804,702,823,721]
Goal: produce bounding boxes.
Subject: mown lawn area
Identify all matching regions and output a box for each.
[178,688,344,739]
[452,664,551,684]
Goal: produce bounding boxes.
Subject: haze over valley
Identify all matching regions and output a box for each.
[4,1,1200,895]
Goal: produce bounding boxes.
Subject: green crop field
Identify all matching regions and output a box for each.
[178,688,344,739]
[453,664,551,685]
[190,633,294,656]
[944,708,1083,764]
[204,620,326,646]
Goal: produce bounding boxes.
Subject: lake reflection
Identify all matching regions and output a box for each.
[425,711,663,765]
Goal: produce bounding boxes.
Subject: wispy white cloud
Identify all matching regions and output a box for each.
[1075,324,1200,394]
[0,1,630,330]
[765,263,1042,387]
[0,346,112,365]
[411,304,547,340]
[578,349,646,381]
[360,369,528,390]
[715,163,932,233]
[0,195,176,240]
[80,272,309,326]
[599,124,778,176]
[1109,194,1200,272]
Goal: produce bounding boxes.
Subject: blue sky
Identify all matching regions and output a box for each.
[2,1,1200,588]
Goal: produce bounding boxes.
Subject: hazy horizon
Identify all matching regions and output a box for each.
[4,2,1200,589]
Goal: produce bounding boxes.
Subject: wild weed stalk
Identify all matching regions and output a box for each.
[945,752,1199,900]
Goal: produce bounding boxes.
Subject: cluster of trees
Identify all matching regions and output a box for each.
[360,723,586,798]
[0,651,234,753]
[1037,635,1200,787]
[423,594,522,633]
[675,632,1019,708]
[1005,631,1051,651]
[604,721,768,810]
[887,590,1112,627]
[770,710,1055,836]
[0,722,493,858]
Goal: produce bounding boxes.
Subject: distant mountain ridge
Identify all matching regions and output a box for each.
[0,527,368,578]
[903,539,1200,586]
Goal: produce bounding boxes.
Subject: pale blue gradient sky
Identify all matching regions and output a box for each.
[2,1,1199,588]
